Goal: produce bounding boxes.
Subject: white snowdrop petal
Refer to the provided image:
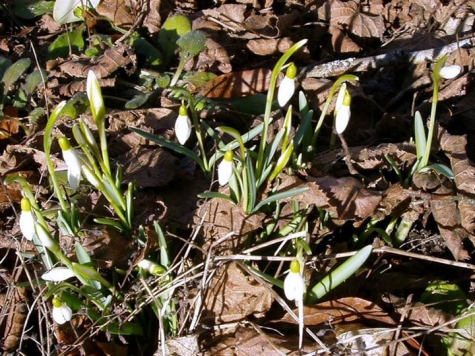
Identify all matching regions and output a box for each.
[284,271,305,301]
[335,107,351,134]
[277,76,295,107]
[62,148,82,190]
[52,304,72,324]
[175,115,192,145]
[42,267,76,282]
[19,211,36,241]
[218,159,234,186]
[439,65,462,79]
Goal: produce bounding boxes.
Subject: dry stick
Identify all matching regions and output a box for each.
[215,245,475,270]
[300,35,475,79]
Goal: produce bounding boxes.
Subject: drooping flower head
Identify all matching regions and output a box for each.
[284,258,306,349]
[284,259,305,304]
[334,83,352,134]
[52,297,72,324]
[218,150,234,186]
[175,104,192,145]
[277,63,297,107]
[58,137,82,191]
[19,197,36,241]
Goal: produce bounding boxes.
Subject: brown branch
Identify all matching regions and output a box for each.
[300,35,475,79]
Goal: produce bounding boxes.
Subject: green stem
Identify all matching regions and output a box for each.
[44,101,68,212]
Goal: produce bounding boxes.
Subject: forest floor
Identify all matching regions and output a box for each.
[2,0,475,355]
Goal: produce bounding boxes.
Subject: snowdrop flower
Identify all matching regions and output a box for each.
[52,297,72,325]
[42,267,76,282]
[284,259,305,349]
[175,104,192,145]
[35,223,60,253]
[218,150,234,186]
[334,83,351,134]
[138,259,166,276]
[58,137,82,191]
[439,65,462,80]
[87,70,105,125]
[19,197,36,241]
[284,259,305,304]
[277,63,297,107]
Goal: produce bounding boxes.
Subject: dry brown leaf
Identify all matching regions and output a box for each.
[202,262,272,324]
[195,196,264,254]
[199,68,272,98]
[306,176,383,224]
[247,37,293,56]
[61,225,133,268]
[116,146,178,187]
[58,44,136,78]
[439,128,475,244]
[280,297,396,326]
[96,0,135,28]
[202,4,247,33]
[430,198,469,261]
[329,25,362,54]
[205,324,318,354]
[195,37,232,73]
[329,0,385,39]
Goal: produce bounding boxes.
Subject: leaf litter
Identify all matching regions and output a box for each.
[2,0,475,354]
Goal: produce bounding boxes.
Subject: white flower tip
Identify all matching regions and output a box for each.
[277,76,295,107]
[439,65,462,79]
[175,115,192,145]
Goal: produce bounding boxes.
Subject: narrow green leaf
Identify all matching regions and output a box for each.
[251,186,308,213]
[420,163,455,179]
[308,245,372,303]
